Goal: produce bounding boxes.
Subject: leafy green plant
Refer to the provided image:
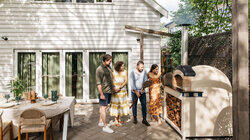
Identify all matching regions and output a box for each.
[8,76,27,98]
[167,31,182,69]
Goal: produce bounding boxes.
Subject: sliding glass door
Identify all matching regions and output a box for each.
[42,53,60,95]
[112,52,128,93]
[16,50,129,101]
[89,52,106,99]
[18,53,36,91]
[88,51,128,99]
[65,52,83,99]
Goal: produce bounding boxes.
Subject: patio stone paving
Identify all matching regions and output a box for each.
[31,103,181,140]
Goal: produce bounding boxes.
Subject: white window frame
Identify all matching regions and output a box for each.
[86,50,106,103]
[31,0,114,4]
[110,50,132,100]
[40,50,63,97]
[63,50,87,103]
[15,50,63,97]
[14,50,42,96]
[14,49,131,103]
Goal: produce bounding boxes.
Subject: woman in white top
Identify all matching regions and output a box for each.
[109,61,130,126]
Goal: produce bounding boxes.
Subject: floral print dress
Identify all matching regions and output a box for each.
[148,74,163,116]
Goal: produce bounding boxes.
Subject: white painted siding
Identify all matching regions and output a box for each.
[0,0,161,95]
[0,48,13,94]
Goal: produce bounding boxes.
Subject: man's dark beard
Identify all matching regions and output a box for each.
[138,68,143,72]
[104,63,110,67]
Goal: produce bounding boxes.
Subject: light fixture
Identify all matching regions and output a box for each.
[136,38,140,42]
[1,36,8,41]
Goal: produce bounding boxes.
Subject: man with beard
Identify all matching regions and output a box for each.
[130,61,150,126]
[96,54,120,133]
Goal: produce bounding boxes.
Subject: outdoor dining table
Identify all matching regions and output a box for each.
[0,96,76,140]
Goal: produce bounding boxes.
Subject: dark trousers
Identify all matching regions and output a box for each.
[131,91,147,120]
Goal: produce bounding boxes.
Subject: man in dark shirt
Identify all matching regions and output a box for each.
[96,54,119,133]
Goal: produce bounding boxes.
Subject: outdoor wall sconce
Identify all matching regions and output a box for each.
[1,36,8,41]
[136,38,140,43]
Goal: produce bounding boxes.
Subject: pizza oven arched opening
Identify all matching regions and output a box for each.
[174,75,183,89]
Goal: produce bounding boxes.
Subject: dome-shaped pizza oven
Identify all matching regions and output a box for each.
[164,65,232,138]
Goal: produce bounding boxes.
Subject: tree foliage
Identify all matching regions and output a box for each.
[166,0,232,68]
[172,0,232,36]
[171,0,199,26]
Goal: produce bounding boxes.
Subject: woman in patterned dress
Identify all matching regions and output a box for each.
[110,61,130,126]
[148,64,163,126]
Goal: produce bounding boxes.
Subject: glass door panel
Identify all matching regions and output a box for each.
[112,52,128,71]
[18,53,36,91]
[112,52,128,92]
[65,52,83,99]
[42,53,60,95]
[89,52,106,99]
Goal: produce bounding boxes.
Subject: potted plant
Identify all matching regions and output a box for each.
[8,76,27,103]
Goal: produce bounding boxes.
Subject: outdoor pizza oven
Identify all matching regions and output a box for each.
[163,65,233,139]
[172,65,196,92]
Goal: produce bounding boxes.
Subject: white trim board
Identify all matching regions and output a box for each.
[144,0,168,17]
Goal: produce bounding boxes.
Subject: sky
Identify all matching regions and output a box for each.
[155,0,181,23]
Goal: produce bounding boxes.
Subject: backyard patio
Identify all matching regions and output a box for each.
[0,0,248,139]
[34,103,181,140]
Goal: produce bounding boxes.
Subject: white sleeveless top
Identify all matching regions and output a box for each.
[113,70,127,91]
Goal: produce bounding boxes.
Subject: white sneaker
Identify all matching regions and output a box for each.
[98,122,104,127]
[102,126,114,133]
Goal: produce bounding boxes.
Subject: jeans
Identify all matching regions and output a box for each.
[131,91,147,119]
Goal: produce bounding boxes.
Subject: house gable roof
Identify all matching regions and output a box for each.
[144,0,168,17]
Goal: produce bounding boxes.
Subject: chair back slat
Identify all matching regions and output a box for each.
[19,117,46,125]
[19,108,46,126]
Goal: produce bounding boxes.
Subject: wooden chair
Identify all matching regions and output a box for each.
[0,111,13,140]
[18,108,53,140]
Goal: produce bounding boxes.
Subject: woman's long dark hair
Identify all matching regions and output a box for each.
[150,64,158,72]
[115,61,124,72]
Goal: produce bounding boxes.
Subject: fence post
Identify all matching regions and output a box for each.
[232,0,249,140]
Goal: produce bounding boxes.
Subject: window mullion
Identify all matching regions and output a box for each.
[60,51,65,97]
[36,51,42,97]
[46,54,49,95]
[29,53,31,91]
[21,54,24,79]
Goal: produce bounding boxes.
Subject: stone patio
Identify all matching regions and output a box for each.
[33,103,181,140]
[28,103,233,140]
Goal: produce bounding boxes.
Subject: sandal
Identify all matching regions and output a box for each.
[115,123,122,127]
[119,120,124,124]
[114,121,122,126]
[114,119,122,126]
